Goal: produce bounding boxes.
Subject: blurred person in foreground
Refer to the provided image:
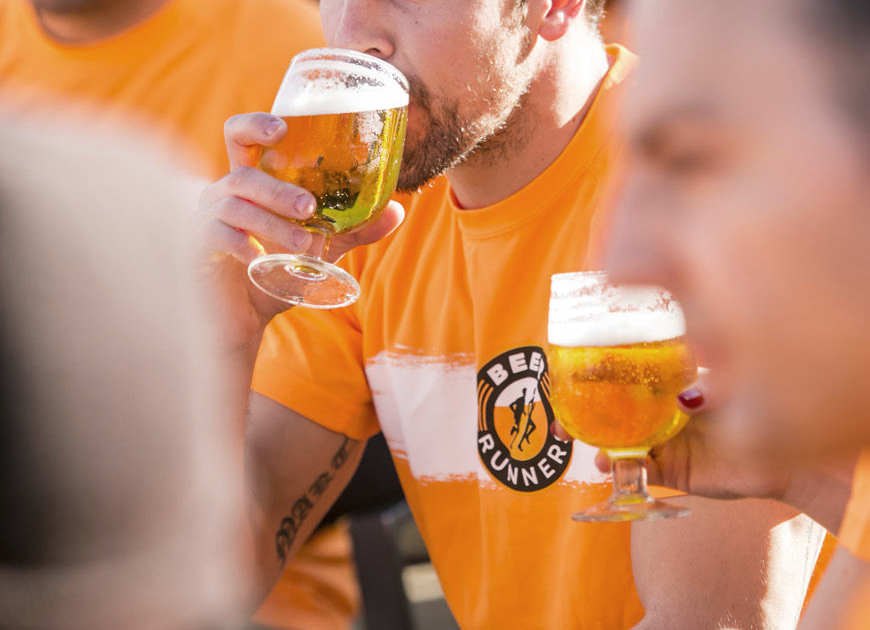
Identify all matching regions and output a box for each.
[586,0,870,628]
[600,0,632,46]
[196,0,828,627]
[0,2,368,628]
[0,117,242,629]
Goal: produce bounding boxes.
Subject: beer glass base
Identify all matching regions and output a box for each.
[248,253,360,309]
[571,499,690,523]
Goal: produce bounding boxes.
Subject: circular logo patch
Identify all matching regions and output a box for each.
[477,346,572,492]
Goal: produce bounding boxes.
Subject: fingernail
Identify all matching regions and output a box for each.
[549,421,569,443]
[295,195,315,216]
[677,388,705,410]
[292,228,312,252]
[264,117,282,137]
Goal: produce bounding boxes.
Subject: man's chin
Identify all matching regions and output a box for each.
[395,152,451,193]
[395,127,474,192]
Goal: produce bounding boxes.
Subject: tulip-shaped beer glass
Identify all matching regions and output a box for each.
[548,271,697,522]
[247,48,409,308]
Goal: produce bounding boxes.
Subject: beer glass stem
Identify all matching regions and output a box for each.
[247,220,360,308]
[609,456,652,506]
[570,451,688,522]
[306,225,330,260]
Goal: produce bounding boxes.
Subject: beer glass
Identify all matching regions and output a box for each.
[247,48,409,308]
[548,271,697,522]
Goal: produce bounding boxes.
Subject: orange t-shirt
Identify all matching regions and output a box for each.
[839,450,870,562]
[0,0,324,178]
[253,45,644,630]
[833,451,870,629]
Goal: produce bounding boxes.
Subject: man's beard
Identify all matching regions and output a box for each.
[396,77,530,194]
[395,81,473,193]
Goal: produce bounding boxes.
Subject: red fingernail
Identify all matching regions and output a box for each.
[678,388,704,409]
[549,421,570,443]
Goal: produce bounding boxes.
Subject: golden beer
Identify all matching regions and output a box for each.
[258,106,407,234]
[548,271,695,520]
[246,48,409,309]
[550,336,696,452]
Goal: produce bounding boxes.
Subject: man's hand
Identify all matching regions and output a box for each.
[192,113,405,355]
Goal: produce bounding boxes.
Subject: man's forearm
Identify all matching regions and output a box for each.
[245,435,363,603]
[243,394,364,604]
[272,436,356,563]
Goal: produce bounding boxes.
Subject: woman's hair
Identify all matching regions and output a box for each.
[805,0,870,133]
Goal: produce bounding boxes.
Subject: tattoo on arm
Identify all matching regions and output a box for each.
[275,437,353,564]
[331,437,353,470]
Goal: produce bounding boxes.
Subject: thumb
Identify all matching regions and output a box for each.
[224,113,287,170]
[594,449,611,474]
[549,419,573,442]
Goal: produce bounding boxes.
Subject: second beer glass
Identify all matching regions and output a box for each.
[247,48,409,308]
[548,271,697,522]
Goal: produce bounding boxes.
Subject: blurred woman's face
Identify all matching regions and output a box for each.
[607,0,870,461]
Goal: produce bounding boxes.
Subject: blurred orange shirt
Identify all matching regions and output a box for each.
[835,451,870,629]
[0,0,324,178]
[839,450,870,561]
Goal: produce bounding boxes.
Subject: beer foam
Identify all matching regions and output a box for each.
[548,310,686,347]
[548,276,686,347]
[271,60,409,116]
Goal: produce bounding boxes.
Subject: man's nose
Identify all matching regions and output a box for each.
[328,0,394,60]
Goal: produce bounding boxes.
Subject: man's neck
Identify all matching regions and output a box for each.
[447,30,611,210]
[33,0,170,43]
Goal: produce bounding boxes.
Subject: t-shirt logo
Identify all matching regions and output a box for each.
[477,346,572,492]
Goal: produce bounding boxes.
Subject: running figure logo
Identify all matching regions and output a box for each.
[509,388,537,453]
[477,346,572,492]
